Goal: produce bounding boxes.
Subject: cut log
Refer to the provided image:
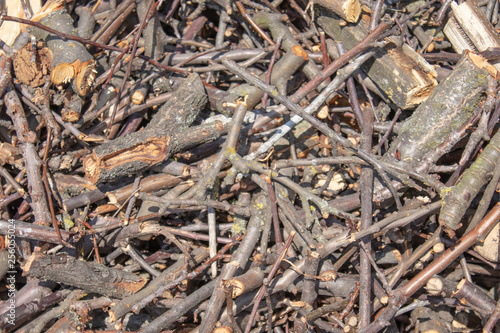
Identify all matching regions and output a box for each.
[318,15,437,109]
[315,0,361,23]
[373,51,495,203]
[225,267,264,298]
[444,0,500,70]
[382,51,496,169]
[0,0,41,47]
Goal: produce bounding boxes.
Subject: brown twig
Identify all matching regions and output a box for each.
[244,230,296,333]
[360,203,500,333]
[0,14,185,74]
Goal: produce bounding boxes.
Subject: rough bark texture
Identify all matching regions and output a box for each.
[83,73,222,184]
[318,15,437,109]
[440,130,500,230]
[383,52,490,168]
[135,0,166,59]
[315,0,361,23]
[25,252,147,298]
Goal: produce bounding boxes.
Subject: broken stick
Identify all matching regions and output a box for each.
[83,73,227,184]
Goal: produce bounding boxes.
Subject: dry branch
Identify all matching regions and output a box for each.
[315,0,361,23]
[83,74,225,184]
[440,130,500,231]
[30,0,96,96]
[0,0,500,331]
[318,15,437,109]
[24,252,147,299]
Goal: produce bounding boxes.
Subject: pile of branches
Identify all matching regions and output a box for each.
[0,0,499,332]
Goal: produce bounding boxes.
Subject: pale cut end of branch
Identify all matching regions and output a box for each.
[0,0,41,47]
[214,327,232,333]
[343,0,361,22]
[347,316,358,328]
[433,242,445,254]
[292,45,309,61]
[51,59,96,96]
[75,59,97,96]
[51,62,76,85]
[466,50,500,79]
[316,0,361,23]
[425,277,444,295]
[131,90,146,105]
[31,0,64,22]
[226,278,245,298]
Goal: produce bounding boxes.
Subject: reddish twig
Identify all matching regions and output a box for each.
[244,231,296,333]
[235,1,275,45]
[360,203,500,333]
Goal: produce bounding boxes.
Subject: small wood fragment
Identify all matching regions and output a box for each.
[12,42,52,88]
[444,0,500,69]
